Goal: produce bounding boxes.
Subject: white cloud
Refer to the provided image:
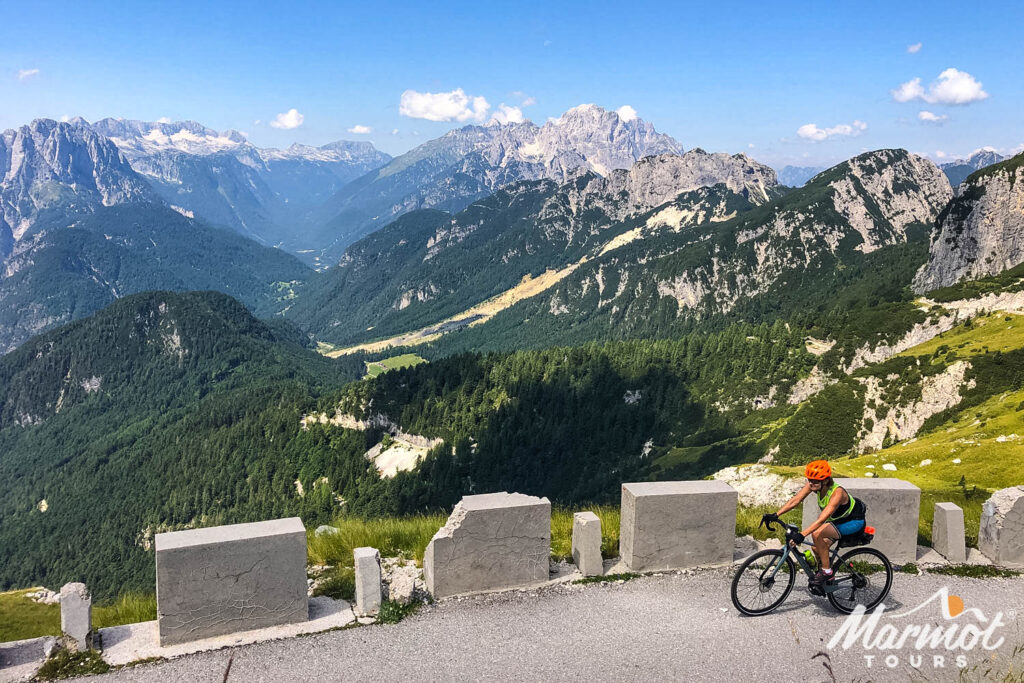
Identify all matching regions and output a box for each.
[347,124,372,134]
[748,143,755,149]
[399,88,490,122]
[490,104,524,124]
[391,128,399,135]
[17,68,40,80]
[270,108,304,129]
[156,116,172,124]
[918,110,948,124]
[796,119,867,142]
[892,78,926,102]
[512,91,536,107]
[892,69,988,105]
[616,105,638,122]
[59,114,71,123]
[935,150,946,158]
[907,42,922,54]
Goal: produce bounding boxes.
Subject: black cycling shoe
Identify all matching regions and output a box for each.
[809,569,834,595]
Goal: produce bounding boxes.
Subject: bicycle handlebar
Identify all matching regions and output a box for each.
[759,517,810,546]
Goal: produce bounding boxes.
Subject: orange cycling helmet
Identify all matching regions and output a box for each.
[805,459,832,480]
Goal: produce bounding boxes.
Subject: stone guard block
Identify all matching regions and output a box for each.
[424,492,550,599]
[979,486,1024,567]
[933,502,967,563]
[353,547,382,616]
[60,583,92,651]
[155,518,308,646]
[801,478,920,563]
[620,481,737,572]
[572,512,603,577]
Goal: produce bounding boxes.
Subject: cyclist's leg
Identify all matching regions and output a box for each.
[814,523,839,569]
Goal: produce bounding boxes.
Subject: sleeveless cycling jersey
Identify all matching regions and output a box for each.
[817,481,865,524]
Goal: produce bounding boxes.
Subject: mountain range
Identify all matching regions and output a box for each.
[2,103,1024,599]
[0,119,312,352]
[939,148,1009,187]
[308,104,686,262]
[88,117,392,256]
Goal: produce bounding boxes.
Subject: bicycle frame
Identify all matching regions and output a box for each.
[763,525,859,595]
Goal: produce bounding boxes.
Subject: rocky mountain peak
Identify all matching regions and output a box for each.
[0,119,154,251]
[914,152,1024,292]
[607,151,777,209]
[822,149,952,253]
[940,148,1009,187]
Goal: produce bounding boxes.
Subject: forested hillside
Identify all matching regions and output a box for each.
[0,204,312,353]
[0,291,365,597]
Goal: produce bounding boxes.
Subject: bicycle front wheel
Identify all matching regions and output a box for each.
[731,549,796,616]
[826,547,893,614]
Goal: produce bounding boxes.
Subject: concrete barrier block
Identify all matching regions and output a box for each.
[155,517,308,646]
[354,547,382,616]
[424,492,550,599]
[59,583,91,651]
[979,486,1024,567]
[932,502,967,563]
[620,481,737,571]
[572,512,603,577]
[801,478,921,563]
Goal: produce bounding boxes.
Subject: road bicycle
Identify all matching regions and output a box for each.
[730,517,893,615]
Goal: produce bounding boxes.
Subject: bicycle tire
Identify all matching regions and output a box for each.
[731,548,797,616]
[826,547,893,614]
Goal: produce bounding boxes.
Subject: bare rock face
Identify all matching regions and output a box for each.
[0,119,153,255]
[855,361,974,452]
[979,486,1024,567]
[711,464,802,507]
[606,150,777,210]
[423,492,550,599]
[653,150,951,317]
[914,155,1024,293]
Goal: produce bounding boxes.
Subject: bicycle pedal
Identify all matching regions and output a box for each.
[808,585,825,597]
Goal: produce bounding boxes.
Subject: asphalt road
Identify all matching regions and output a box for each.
[96,569,1024,683]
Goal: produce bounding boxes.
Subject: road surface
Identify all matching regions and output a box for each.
[97,568,1024,682]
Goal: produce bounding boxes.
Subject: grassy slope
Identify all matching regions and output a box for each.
[0,590,155,643]
[800,310,1024,544]
[364,353,427,378]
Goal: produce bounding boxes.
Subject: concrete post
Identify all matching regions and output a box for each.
[354,547,382,616]
[59,583,92,651]
[572,512,603,577]
[932,502,967,562]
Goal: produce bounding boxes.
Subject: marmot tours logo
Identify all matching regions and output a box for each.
[828,587,1009,670]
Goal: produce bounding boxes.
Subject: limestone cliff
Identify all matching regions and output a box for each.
[914,153,1024,292]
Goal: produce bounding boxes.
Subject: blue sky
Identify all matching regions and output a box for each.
[2,0,1021,166]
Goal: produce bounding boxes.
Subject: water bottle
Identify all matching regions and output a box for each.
[804,549,817,569]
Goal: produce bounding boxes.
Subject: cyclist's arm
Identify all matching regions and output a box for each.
[802,488,843,536]
[776,482,811,516]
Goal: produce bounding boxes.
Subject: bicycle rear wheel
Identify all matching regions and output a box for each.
[731,549,796,616]
[826,547,893,614]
